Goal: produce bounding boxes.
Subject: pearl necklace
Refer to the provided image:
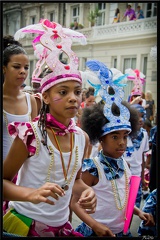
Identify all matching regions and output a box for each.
[3,111,13,143]
[48,127,78,191]
[102,153,129,211]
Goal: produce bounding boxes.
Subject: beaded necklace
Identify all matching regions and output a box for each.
[102,152,129,212]
[50,127,73,191]
[3,111,13,143]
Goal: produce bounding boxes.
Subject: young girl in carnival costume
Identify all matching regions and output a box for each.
[3,19,97,237]
[72,60,154,237]
[124,68,149,209]
[126,68,146,106]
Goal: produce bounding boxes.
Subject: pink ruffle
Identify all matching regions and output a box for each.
[8,122,37,156]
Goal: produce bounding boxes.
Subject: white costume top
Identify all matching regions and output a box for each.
[124,129,149,176]
[9,122,85,227]
[89,156,131,234]
[3,92,32,160]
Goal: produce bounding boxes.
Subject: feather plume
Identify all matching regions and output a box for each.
[14,23,44,40]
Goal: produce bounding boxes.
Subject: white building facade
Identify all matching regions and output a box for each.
[3,2,157,110]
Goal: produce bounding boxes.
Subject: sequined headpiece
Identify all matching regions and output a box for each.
[14,19,87,93]
[125,68,145,96]
[84,60,131,136]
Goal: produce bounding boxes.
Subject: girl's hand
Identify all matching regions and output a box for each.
[138,211,155,226]
[78,187,97,214]
[28,182,65,205]
[92,222,116,237]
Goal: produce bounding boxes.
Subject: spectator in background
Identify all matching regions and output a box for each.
[112,8,120,23]
[141,92,146,107]
[73,19,79,30]
[143,119,152,137]
[121,4,136,21]
[144,90,155,122]
[124,103,149,209]
[136,6,144,20]
[82,88,87,102]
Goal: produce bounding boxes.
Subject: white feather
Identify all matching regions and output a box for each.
[125,68,136,77]
[63,28,87,45]
[14,23,44,40]
[80,70,100,85]
[14,22,87,45]
[34,44,51,59]
[110,68,123,79]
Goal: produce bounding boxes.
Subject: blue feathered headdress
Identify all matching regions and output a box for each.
[85,60,131,136]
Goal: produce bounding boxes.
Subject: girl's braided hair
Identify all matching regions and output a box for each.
[38,67,52,154]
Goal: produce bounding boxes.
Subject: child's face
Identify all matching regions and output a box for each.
[138,116,144,129]
[85,95,95,107]
[101,130,129,159]
[42,80,82,123]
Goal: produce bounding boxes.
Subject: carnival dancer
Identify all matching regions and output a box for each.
[3,19,96,237]
[72,60,154,237]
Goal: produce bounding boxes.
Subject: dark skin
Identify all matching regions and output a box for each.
[71,130,155,236]
[3,81,96,213]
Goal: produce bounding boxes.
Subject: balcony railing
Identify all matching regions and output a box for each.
[20,17,157,47]
[78,17,157,41]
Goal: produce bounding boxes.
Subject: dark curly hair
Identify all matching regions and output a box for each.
[81,100,139,144]
[85,86,95,99]
[3,35,27,66]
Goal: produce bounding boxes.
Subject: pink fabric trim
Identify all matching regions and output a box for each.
[41,74,82,91]
[33,113,81,136]
[28,220,83,237]
[8,122,36,155]
[23,29,44,35]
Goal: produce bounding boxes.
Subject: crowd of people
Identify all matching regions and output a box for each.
[113,4,144,23]
[3,18,157,238]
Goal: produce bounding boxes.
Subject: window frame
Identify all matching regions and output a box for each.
[71,5,80,23]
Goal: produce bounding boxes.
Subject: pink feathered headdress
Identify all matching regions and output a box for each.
[14,19,87,93]
[125,68,146,96]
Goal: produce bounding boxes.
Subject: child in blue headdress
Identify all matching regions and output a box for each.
[124,103,149,208]
[71,60,154,237]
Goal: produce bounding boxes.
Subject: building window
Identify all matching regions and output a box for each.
[113,58,117,68]
[29,60,34,85]
[97,3,106,26]
[146,3,157,18]
[142,56,148,76]
[72,5,79,22]
[98,3,106,10]
[30,16,36,24]
[123,57,136,101]
[49,12,55,22]
[30,16,36,37]
[12,20,17,35]
[123,57,136,73]
[151,71,157,81]
[82,57,87,71]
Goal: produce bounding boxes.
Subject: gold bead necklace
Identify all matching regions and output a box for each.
[102,153,129,211]
[49,127,73,191]
[46,145,79,187]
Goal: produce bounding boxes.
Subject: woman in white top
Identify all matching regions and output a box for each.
[3,35,37,161]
